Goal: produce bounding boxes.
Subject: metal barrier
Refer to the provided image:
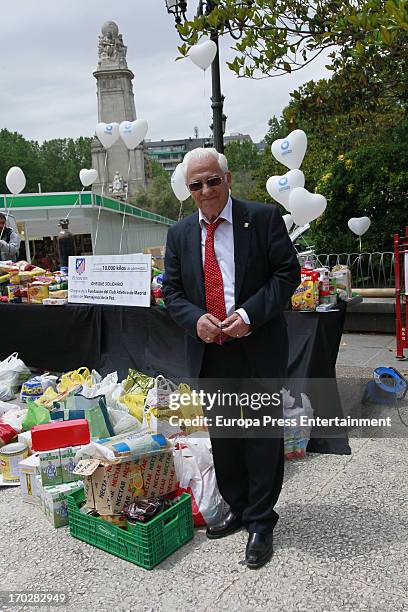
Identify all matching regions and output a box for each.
[316,252,395,289]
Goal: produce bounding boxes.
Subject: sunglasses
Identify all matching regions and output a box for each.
[188,175,224,192]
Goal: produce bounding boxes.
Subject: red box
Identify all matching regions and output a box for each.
[31,419,90,451]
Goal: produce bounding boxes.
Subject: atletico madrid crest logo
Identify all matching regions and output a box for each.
[76,258,86,275]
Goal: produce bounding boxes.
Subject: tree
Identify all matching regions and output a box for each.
[224,139,262,200]
[0,129,92,193]
[131,160,195,220]
[176,1,408,93]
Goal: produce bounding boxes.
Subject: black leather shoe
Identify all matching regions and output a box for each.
[245,532,273,569]
[206,511,242,539]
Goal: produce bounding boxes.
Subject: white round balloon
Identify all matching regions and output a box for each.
[171,164,190,202]
[6,166,26,195]
[289,187,327,226]
[79,168,98,187]
[271,129,307,170]
[282,214,294,232]
[119,119,148,150]
[189,40,217,71]
[95,122,120,149]
[266,169,305,211]
[348,217,371,236]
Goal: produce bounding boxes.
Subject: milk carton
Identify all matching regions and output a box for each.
[42,481,83,528]
[60,446,81,483]
[39,449,62,486]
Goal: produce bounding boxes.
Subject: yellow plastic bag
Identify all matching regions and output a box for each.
[178,383,207,433]
[58,367,91,393]
[120,392,145,423]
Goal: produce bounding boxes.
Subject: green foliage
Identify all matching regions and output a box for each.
[176,1,408,95]
[251,70,407,253]
[131,171,196,221]
[225,140,262,200]
[0,129,92,193]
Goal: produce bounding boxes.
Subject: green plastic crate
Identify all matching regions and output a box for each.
[66,488,193,570]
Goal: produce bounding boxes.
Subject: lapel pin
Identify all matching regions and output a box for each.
[244,222,250,228]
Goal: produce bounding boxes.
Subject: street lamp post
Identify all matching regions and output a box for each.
[165,0,251,154]
[165,0,225,153]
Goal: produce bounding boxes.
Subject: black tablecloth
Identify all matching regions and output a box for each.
[0,302,350,455]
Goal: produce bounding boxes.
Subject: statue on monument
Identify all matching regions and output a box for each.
[109,171,127,196]
[98,21,128,69]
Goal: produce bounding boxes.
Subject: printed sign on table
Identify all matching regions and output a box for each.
[68,254,151,307]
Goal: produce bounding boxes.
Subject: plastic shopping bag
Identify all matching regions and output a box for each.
[22,400,51,431]
[57,367,91,393]
[0,352,31,401]
[173,433,228,527]
[51,394,114,439]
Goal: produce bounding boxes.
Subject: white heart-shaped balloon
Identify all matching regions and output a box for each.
[6,166,26,195]
[283,214,294,232]
[171,164,190,202]
[266,169,305,211]
[79,168,98,187]
[119,119,148,150]
[95,122,120,149]
[189,40,217,71]
[348,217,371,236]
[289,187,327,226]
[271,129,307,170]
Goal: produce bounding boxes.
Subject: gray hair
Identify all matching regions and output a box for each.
[182,147,228,182]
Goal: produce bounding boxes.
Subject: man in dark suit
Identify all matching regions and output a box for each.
[163,148,300,568]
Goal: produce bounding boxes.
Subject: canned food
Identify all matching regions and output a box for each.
[0,442,29,482]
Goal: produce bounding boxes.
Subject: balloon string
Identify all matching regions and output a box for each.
[1,194,15,241]
[94,150,108,254]
[178,200,183,222]
[119,152,131,254]
[66,187,85,220]
[359,237,362,253]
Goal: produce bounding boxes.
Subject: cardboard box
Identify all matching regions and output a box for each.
[60,445,81,483]
[74,450,178,515]
[19,454,41,505]
[39,449,62,486]
[144,246,165,271]
[128,451,178,498]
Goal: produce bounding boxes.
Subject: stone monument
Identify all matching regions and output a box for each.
[91,21,146,199]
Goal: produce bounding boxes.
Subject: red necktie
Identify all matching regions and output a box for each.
[204,219,227,345]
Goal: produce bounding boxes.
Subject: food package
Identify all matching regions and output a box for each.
[27,283,49,304]
[51,394,114,440]
[331,265,352,299]
[42,298,68,306]
[282,388,314,459]
[76,429,168,464]
[38,479,83,528]
[20,374,57,403]
[291,274,319,311]
[31,419,90,452]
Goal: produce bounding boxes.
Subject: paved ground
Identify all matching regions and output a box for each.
[0,333,407,612]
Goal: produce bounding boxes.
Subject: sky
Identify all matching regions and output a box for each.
[1,0,331,144]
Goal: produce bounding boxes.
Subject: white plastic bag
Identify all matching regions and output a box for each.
[108,407,142,435]
[0,353,31,400]
[174,433,229,527]
[0,400,21,417]
[80,371,124,409]
[145,375,178,410]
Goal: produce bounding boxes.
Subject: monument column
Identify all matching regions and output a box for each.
[91,21,146,199]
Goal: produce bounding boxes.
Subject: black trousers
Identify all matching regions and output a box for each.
[199,341,284,534]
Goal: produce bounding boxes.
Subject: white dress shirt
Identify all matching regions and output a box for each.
[198,196,250,325]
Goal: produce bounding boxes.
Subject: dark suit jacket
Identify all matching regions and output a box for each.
[163,197,301,378]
